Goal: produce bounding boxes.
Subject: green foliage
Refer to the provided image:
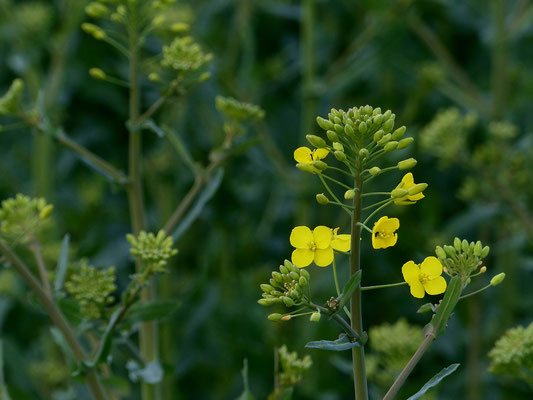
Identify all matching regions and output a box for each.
[0,79,24,116]
[0,194,52,243]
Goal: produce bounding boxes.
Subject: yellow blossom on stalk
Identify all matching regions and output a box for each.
[392,173,426,205]
[402,256,447,298]
[331,227,351,252]
[290,226,334,268]
[371,216,399,249]
[293,146,329,164]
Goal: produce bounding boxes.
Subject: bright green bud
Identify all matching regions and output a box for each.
[384,141,398,152]
[334,124,344,135]
[85,2,109,18]
[369,167,381,176]
[344,124,355,136]
[377,133,391,146]
[333,116,342,125]
[397,137,414,150]
[382,119,395,133]
[330,108,340,118]
[300,269,310,280]
[397,158,417,170]
[279,265,289,274]
[444,245,456,258]
[326,130,338,142]
[334,151,347,162]
[309,312,321,322]
[199,72,211,82]
[171,23,190,33]
[268,313,283,321]
[383,110,392,120]
[332,142,344,152]
[316,193,329,205]
[490,273,506,286]
[391,188,409,198]
[289,271,299,281]
[81,23,106,40]
[435,246,446,260]
[312,161,328,171]
[372,114,382,127]
[359,148,369,159]
[462,239,469,253]
[152,15,166,26]
[306,134,327,148]
[296,163,316,174]
[258,299,271,306]
[261,284,274,293]
[89,68,106,80]
[374,129,384,142]
[454,237,462,252]
[373,107,382,115]
[344,189,355,200]
[481,246,490,258]
[272,272,283,282]
[358,121,368,135]
[299,276,308,287]
[317,117,334,131]
[148,72,160,82]
[474,241,482,256]
[282,297,295,307]
[408,183,427,196]
[480,266,487,273]
[39,205,54,219]
[284,259,295,271]
[391,126,406,140]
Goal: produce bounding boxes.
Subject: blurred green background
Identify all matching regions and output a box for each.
[1,0,532,399]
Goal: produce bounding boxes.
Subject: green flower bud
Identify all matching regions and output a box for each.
[383,110,392,120]
[299,276,308,287]
[344,189,355,200]
[282,297,295,307]
[435,246,447,260]
[272,271,283,282]
[312,160,328,171]
[81,23,106,40]
[474,241,482,256]
[281,315,292,321]
[369,167,381,176]
[454,237,462,251]
[384,141,398,152]
[391,126,406,140]
[317,117,334,131]
[326,130,338,142]
[334,150,347,162]
[358,121,368,135]
[377,133,392,146]
[316,193,329,205]
[397,158,417,170]
[444,245,456,258]
[261,284,274,293]
[280,264,289,274]
[344,124,355,136]
[306,135,326,148]
[391,188,409,198]
[490,273,506,286]
[407,183,427,196]
[481,246,490,258]
[374,129,384,142]
[85,2,109,18]
[269,278,277,287]
[334,124,344,135]
[89,68,106,80]
[332,142,344,152]
[372,107,382,115]
[296,163,316,174]
[171,22,190,33]
[309,312,321,322]
[358,148,369,159]
[479,266,487,274]
[372,114,382,127]
[39,204,54,219]
[397,137,414,150]
[199,72,211,82]
[333,116,342,125]
[382,119,395,133]
[148,72,160,82]
[330,108,340,118]
[258,299,271,306]
[268,313,283,321]
[462,239,469,253]
[289,271,299,281]
[284,259,295,271]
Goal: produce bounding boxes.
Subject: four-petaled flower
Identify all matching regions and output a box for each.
[294,146,328,164]
[392,173,425,205]
[290,226,350,268]
[402,256,447,298]
[331,227,351,252]
[371,216,399,249]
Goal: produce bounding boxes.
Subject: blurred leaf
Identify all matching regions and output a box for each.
[57,298,83,326]
[416,303,435,314]
[406,363,460,400]
[0,340,12,400]
[305,334,362,351]
[85,307,122,368]
[236,359,255,400]
[160,124,198,174]
[122,300,180,325]
[54,233,70,292]
[336,270,362,311]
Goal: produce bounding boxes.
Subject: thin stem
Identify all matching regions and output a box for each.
[362,199,393,226]
[360,281,407,291]
[163,177,203,234]
[0,239,109,400]
[320,173,352,190]
[356,222,372,234]
[306,302,358,339]
[326,165,355,178]
[362,192,390,197]
[328,201,354,210]
[318,175,351,215]
[332,259,351,319]
[458,283,491,300]
[362,198,394,211]
[29,239,53,299]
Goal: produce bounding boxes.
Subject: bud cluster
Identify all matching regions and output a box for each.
[488,321,533,379]
[215,96,265,123]
[277,345,312,388]
[258,260,310,308]
[0,194,53,243]
[435,238,490,279]
[161,37,212,73]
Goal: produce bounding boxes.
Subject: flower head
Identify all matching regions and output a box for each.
[293,147,328,165]
[290,226,334,268]
[402,257,447,298]
[371,216,399,249]
[331,227,351,252]
[392,173,426,205]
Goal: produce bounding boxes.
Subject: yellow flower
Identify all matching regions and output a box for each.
[294,146,329,164]
[392,173,425,205]
[290,226,334,268]
[402,256,447,298]
[331,227,351,252]
[371,216,399,249]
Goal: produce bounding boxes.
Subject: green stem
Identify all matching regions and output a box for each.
[458,283,491,300]
[301,0,316,137]
[362,197,391,211]
[328,201,354,210]
[320,173,352,190]
[360,281,407,291]
[332,259,351,319]
[29,238,53,299]
[306,302,358,339]
[326,165,355,178]
[350,160,368,400]
[356,222,372,234]
[362,199,393,226]
[319,175,351,215]
[362,192,390,197]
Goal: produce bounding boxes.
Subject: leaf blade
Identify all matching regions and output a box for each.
[406,363,460,400]
[337,270,362,311]
[305,335,362,351]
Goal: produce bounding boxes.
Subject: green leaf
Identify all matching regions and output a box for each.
[57,298,83,326]
[416,303,435,314]
[336,270,362,311]
[406,363,460,400]
[122,300,180,325]
[54,234,70,292]
[430,276,462,337]
[305,334,362,351]
[85,307,122,368]
[236,359,255,400]
[0,340,12,400]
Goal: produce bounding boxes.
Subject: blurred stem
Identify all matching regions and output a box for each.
[350,160,368,400]
[491,0,508,118]
[0,239,109,400]
[301,0,316,137]
[29,238,53,299]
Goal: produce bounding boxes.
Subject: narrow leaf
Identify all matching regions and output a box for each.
[122,300,180,324]
[406,363,460,400]
[416,303,435,314]
[236,359,255,400]
[305,334,362,351]
[85,308,122,368]
[430,276,462,336]
[337,270,362,311]
[54,234,70,292]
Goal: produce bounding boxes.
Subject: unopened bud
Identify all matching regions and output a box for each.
[373,129,384,142]
[148,72,160,82]
[317,117,334,131]
[89,68,106,80]
[334,151,347,162]
[444,245,456,258]
[296,163,316,174]
[474,241,482,256]
[306,134,327,148]
[281,315,292,321]
[359,148,369,159]
[326,130,338,142]
[85,2,109,18]
[344,124,355,136]
[152,15,166,26]
[309,312,321,322]
[435,246,446,260]
[490,273,505,286]
[332,142,344,152]
[481,246,490,258]
[316,193,329,205]
[299,276,308,287]
[272,272,283,282]
[312,161,328,171]
[344,189,355,200]
[171,22,190,33]
[358,121,368,135]
[282,297,295,307]
[372,114,382,127]
[462,239,469,253]
[378,133,392,146]
[260,284,274,293]
[268,313,283,321]
[39,205,54,219]
[284,259,295,271]
[391,188,409,198]
[408,183,427,196]
[454,237,462,252]
[279,265,289,274]
[383,141,398,152]
[397,137,414,150]
[382,118,395,133]
[397,158,417,170]
[391,126,406,140]
[334,124,344,135]
[480,266,487,274]
[369,167,381,176]
[257,299,271,306]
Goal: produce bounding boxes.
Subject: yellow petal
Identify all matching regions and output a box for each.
[409,280,426,298]
[401,172,415,187]
[314,247,334,267]
[372,234,397,249]
[408,192,424,201]
[420,256,443,276]
[402,261,420,284]
[294,147,313,164]
[313,226,332,249]
[332,237,350,252]
[424,276,447,295]
[380,217,399,232]
[313,148,329,161]
[291,248,314,268]
[373,216,388,232]
[290,226,313,248]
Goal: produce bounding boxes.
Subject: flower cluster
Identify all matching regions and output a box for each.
[161,37,212,73]
[0,194,53,243]
[65,262,116,319]
[435,238,490,280]
[290,226,350,268]
[489,322,533,381]
[390,173,427,205]
[215,96,265,122]
[258,260,310,308]
[277,345,312,387]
